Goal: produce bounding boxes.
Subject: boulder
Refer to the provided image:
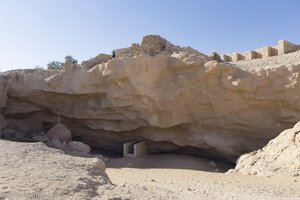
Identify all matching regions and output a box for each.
[47,124,72,143]
[67,141,91,154]
[31,132,50,143]
[0,128,26,141]
[46,139,66,149]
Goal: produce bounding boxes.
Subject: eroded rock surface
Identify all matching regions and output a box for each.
[1,36,300,160]
[229,121,300,176]
[81,53,112,70]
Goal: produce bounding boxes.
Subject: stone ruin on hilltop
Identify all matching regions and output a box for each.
[114,34,200,58]
[82,35,300,70]
[81,34,207,70]
[115,35,300,63]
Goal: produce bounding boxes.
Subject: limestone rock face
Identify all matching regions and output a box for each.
[47,124,72,143]
[230,121,300,176]
[1,41,300,160]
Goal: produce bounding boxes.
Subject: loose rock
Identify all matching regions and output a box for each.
[67,141,91,154]
[47,124,72,143]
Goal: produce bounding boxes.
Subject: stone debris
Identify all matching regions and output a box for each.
[46,138,66,149]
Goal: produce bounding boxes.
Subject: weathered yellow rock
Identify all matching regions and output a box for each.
[230,121,300,176]
[2,41,300,160]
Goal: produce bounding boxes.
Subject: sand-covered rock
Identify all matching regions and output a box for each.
[0,139,110,200]
[230,121,300,176]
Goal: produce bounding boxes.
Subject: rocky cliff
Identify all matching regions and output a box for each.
[1,36,300,161]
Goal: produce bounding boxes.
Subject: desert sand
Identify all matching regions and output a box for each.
[104,154,300,200]
[1,138,299,200]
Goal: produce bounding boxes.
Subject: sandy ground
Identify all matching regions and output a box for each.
[104,154,300,200]
[0,140,110,200]
[1,139,299,200]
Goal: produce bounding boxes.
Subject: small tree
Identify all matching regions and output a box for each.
[47,61,63,70]
[65,55,78,64]
[47,55,77,70]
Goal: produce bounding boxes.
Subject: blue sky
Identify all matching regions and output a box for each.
[0,0,299,71]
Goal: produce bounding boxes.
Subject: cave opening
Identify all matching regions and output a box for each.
[79,137,236,172]
[1,110,236,172]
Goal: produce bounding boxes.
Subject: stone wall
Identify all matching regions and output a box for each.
[278,40,300,54]
[212,40,300,62]
[141,35,168,47]
[115,35,180,58]
[255,46,278,58]
[115,44,144,58]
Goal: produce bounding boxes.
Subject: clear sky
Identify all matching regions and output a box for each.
[0,0,300,71]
